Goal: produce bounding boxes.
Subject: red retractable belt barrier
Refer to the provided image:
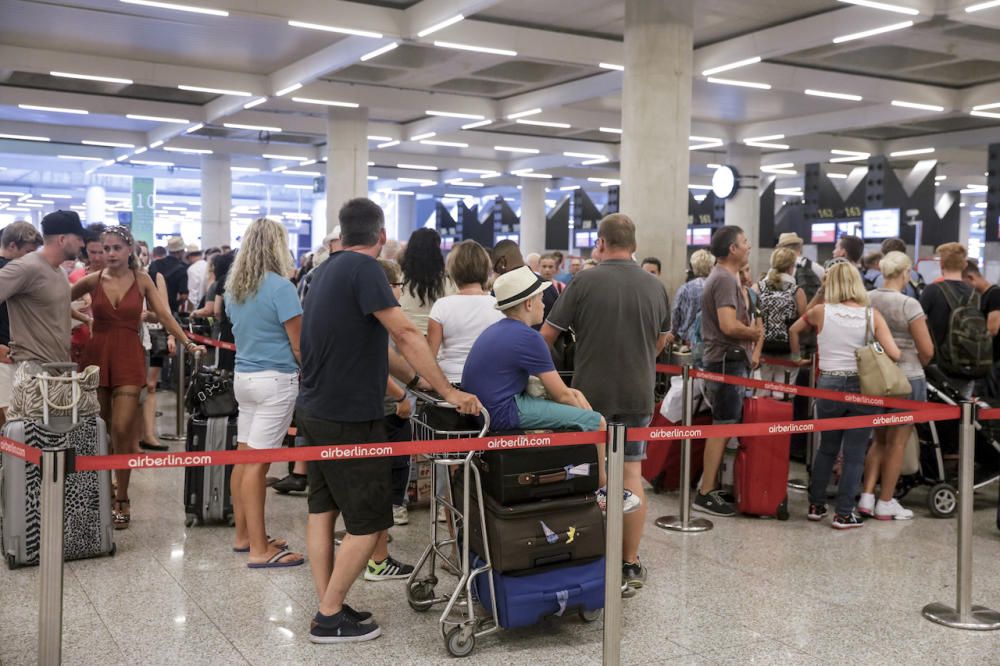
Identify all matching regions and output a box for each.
[187,332,236,352]
[979,407,1000,421]
[0,436,41,465]
[654,364,956,415]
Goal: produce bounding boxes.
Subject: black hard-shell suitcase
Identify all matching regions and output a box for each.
[468,491,604,573]
[477,444,599,505]
[183,415,236,527]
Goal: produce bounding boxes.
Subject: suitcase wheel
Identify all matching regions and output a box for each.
[445,625,476,658]
[579,608,603,623]
[776,499,790,521]
[110,543,117,557]
[5,553,17,570]
[407,581,435,612]
[185,513,199,528]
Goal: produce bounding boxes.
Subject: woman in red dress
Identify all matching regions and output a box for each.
[72,226,204,529]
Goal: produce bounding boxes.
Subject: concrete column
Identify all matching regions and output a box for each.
[325,107,369,239]
[395,193,415,241]
[725,144,763,274]
[620,0,694,295]
[85,185,105,224]
[519,179,546,254]
[310,197,327,249]
[200,153,231,248]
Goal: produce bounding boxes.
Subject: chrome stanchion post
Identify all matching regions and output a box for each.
[38,447,70,666]
[603,422,625,666]
[655,365,713,533]
[162,342,186,441]
[922,400,1000,630]
[788,354,817,491]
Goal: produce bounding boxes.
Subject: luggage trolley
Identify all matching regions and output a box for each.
[405,390,498,657]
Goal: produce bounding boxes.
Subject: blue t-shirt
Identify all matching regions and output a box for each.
[461,318,555,430]
[297,251,399,422]
[225,272,302,374]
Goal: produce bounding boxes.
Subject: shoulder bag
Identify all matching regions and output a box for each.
[855,306,912,397]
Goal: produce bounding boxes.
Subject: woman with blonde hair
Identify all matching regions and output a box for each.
[790,262,901,529]
[667,249,714,346]
[755,247,807,388]
[225,217,305,568]
[860,251,933,520]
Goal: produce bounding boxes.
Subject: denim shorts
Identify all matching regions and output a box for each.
[702,360,748,425]
[608,413,652,462]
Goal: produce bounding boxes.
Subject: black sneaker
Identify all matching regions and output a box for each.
[832,512,864,530]
[342,603,373,624]
[692,490,736,517]
[309,611,381,644]
[272,473,307,494]
[364,555,415,581]
[807,504,828,522]
[622,559,647,590]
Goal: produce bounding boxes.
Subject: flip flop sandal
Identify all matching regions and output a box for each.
[233,536,288,553]
[247,550,304,569]
[112,500,131,530]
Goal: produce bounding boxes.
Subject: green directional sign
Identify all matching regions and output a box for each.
[131,177,155,248]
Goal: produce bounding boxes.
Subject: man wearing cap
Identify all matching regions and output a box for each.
[0,211,85,370]
[149,236,189,314]
[776,232,823,302]
[186,245,206,310]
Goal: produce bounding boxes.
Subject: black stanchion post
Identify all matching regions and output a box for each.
[38,447,70,666]
[603,422,625,666]
[922,400,1000,630]
[655,365,713,533]
[788,354,818,491]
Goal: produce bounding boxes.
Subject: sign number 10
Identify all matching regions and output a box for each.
[134,193,155,209]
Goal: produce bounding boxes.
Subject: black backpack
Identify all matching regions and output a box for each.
[757,279,798,354]
[794,258,821,302]
[937,282,993,379]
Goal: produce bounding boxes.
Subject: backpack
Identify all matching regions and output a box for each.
[937,281,993,379]
[757,279,798,354]
[794,257,821,302]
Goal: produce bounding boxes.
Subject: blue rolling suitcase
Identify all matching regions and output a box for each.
[472,554,605,629]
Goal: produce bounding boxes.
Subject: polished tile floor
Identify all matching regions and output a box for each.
[2,394,1000,665]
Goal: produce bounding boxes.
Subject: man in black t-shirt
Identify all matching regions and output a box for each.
[0,221,43,427]
[148,236,189,314]
[921,243,977,396]
[963,259,1000,395]
[297,198,480,645]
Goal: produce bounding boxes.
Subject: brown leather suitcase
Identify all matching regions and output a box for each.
[468,490,604,573]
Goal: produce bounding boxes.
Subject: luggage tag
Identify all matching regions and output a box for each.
[555,590,568,616]
[539,521,577,544]
[563,463,591,477]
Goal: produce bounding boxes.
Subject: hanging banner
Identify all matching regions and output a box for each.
[131,177,155,248]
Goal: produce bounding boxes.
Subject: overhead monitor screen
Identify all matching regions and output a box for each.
[837,221,862,239]
[690,228,712,246]
[496,233,520,243]
[811,222,835,244]
[575,231,593,248]
[862,208,900,239]
[686,228,693,245]
[441,236,455,251]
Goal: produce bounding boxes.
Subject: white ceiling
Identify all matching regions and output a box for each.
[2,0,1000,215]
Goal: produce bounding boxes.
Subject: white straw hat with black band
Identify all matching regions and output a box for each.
[493,265,551,311]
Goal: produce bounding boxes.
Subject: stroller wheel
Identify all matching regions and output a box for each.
[927,482,958,518]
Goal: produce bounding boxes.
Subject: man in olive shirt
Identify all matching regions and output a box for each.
[542,213,670,592]
[0,211,85,366]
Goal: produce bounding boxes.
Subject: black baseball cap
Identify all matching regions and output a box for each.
[41,210,86,238]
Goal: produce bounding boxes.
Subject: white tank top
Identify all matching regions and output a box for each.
[818,304,869,373]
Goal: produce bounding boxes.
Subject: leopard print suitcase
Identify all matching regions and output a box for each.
[1,416,115,568]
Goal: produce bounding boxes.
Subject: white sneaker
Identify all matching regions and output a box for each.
[857,493,876,517]
[392,504,409,526]
[596,487,642,515]
[874,498,914,521]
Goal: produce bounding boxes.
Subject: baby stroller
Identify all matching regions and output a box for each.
[895,367,1000,517]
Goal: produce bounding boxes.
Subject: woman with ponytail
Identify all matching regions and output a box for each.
[72,226,205,529]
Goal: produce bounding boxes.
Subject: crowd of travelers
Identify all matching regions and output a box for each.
[0,202,995,644]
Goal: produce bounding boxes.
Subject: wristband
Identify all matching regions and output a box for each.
[406,374,420,390]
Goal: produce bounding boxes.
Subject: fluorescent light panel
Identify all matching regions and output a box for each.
[506,108,542,120]
[564,152,605,159]
[360,42,399,62]
[283,170,321,176]
[433,41,517,56]
[274,83,303,97]
[701,56,762,76]
[971,110,1000,119]
[494,146,539,154]
[163,146,212,154]
[707,77,771,90]
[891,99,944,111]
[516,119,571,128]
[461,119,492,129]
[378,140,400,148]
[243,97,268,109]
[420,140,468,148]
[291,97,359,108]
[410,132,436,141]
[185,124,203,134]
[58,155,104,161]
[966,0,1000,12]
[837,0,919,14]
[287,20,382,39]
[427,110,485,120]
[18,104,88,115]
[126,114,189,124]
[224,123,282,132]
[417,14,464,37]
[805,88,863,101]
[599,127,623,134]
[119,0,228,17]
[178,84,252,97]
[889,147,934,157]
[599,62,625,71]
[50,71,133,85]
[82,140,135,148]
[397,163,438,171]
[832,20,913,43]
[0,133,48,142]
[263,153,309,161]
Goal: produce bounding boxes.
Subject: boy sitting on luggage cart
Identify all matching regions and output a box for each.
[463,267,637,514]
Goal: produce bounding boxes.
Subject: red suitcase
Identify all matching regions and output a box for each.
[735,396,791,519]
[642,405,710,492]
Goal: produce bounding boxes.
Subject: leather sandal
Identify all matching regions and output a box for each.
[113,499,131,530]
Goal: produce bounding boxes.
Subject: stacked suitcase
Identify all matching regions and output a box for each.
[468,444,605,629]
[1,363,115,568]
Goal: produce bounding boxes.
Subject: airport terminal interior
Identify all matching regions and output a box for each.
[3,0,1000,663]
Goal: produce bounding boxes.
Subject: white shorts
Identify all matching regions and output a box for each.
[234,370,298,450]
[0,362,12,409]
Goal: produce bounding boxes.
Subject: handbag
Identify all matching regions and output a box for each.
[184,366,238,418]
[855,306,912,397]
[7,362,101,423]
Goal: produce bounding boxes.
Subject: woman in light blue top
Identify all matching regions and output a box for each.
[225,217,304,569]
